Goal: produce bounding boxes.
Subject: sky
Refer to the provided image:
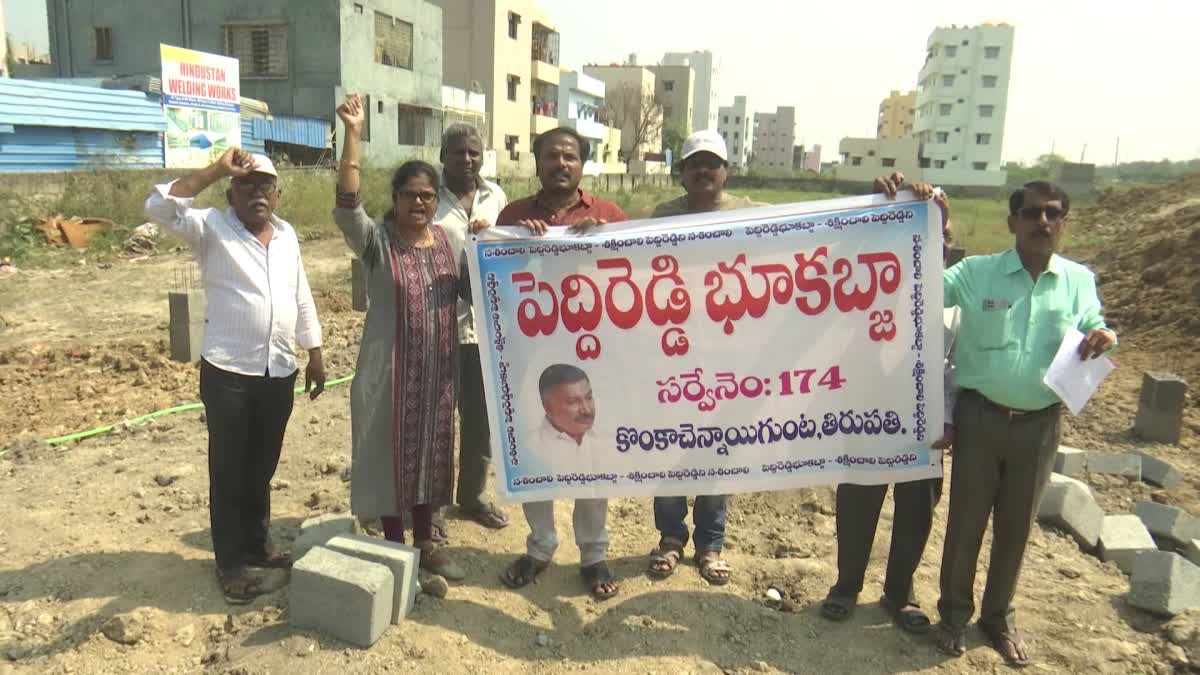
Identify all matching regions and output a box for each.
[5,1,1198,165]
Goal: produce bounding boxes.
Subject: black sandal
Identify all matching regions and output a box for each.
[819,592,856,622]
[647,537,685,579]
[580,562,619,601]
[216,568,265,605]
[880,595,932,634]
[500,555,548,589]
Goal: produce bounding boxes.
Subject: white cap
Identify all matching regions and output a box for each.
[680,129,728,163]
[248,153,278,177]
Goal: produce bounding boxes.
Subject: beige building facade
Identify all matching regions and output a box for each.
[583,64,662,161]
[442,0,558,174]
[877,90,916,140]
[648,64,695,135]
[837,137,922,182]
[751,106,796,172]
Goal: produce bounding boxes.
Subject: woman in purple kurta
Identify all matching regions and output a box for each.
[332,94,466,580]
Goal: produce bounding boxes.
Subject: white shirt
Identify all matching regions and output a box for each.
[144,180,321,377]
[434,177,507,344]
[532,416,602,476]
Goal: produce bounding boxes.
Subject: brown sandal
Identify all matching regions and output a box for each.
[694,550,732,586]
[216,568,265,605]
[647,537,685,579]
[982,625,1031,668]
[246,550,293,569]
[461,502,510,529]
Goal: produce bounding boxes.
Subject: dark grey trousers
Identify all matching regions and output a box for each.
[936,389,1061,633]
[455,343,491,509]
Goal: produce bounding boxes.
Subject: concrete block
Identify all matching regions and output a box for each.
[167,290,205,363]
[351,258,369,312]
[1054,446,1087,478]
[294,514,357,561]
[1185,540,1200,568]
[1099,515,1157,574]
[1130,551,1200,617]
[1135,450,1184,490]
[1135,501,1200,546]
[325,535,420,624]
[1049,472,1092,497]
[1037,482,1104,549]
[1134,372,1188,445]
[1086,452,1143,481]
[290,546,393,647]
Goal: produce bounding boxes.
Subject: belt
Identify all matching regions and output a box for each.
[965,389,1061,420]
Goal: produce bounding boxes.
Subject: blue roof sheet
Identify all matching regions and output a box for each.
[0,78,167,133]
[251,115,329,149]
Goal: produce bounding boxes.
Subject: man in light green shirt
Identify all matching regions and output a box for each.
[934,181,1116,667]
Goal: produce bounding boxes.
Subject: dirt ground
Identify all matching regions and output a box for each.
[2,190,1200,674]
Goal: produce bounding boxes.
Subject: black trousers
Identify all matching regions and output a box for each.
[199,359,296,572]
[456,343,492,509]
[832,476,943,605]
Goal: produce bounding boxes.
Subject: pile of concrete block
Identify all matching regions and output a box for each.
[288,515,421,647]
[1035,445,1197,616]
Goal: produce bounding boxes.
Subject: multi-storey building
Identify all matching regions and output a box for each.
[751,106,795,172]
[662,50,719,131]
[717,95,751,171]
[877,89,916,140]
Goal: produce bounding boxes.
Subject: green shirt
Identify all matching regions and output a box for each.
[944,248,1112,411]
[650,192,766,218]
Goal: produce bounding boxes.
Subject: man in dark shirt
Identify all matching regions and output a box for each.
[496,127,627,232]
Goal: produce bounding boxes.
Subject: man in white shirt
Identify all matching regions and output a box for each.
[501,364,618,600]
[144,148,325,604]
[433,123,510,533]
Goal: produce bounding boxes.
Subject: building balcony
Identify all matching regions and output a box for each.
[532,59,560,86]
[567,116,606,141]
[531,111,559,135]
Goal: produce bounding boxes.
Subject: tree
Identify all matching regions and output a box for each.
[662,123,687,163]
[603,81,662,161]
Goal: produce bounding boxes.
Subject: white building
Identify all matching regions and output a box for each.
[752,106,795,173]
[557,69,622,174]
[663,50,719,131]
[717,95,752,171]
[913,23,1015,186]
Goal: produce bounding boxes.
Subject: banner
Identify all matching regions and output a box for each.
[468,192,944,502]
[160,44,241,168]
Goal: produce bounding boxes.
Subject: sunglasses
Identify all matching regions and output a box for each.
[232,181,278,196]
[1017,205,1064,222]
[397,189,438,204]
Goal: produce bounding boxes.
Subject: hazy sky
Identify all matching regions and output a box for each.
[7,1,1198,165]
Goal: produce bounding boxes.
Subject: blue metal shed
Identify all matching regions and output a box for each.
[250,115,330,149]
[0,79,167,171]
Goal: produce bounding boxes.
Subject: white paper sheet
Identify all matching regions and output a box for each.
[1043,328,1115,415]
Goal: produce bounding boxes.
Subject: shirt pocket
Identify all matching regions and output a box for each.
[1034,307,1075,351]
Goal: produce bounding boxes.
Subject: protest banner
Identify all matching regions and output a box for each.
[159,44,241,168]
[467,192,945,502]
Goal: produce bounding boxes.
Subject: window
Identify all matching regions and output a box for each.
[851,156,862,166]
[398,104,437,146]
[225,24,288,78]
[979,104,995,118]
[867,149,876,157]
[353,3,364,13]
[919,157,931,168]
[663,105,673,118]
[933,160,946,169]
[723,115,729,124]
[957,98,964,104]
[722,131,728,139]
[664,80,675,92]
[944,45,957,57]
[361,94,372,141]
[882,158,895,168]
[961,39,969,46]
[982,75,998,88]
[942,74,955,86]
[374,12,413,69]
[733,131,739,140]
[508,12,521,39]
[951,155,958,161]
[939,103,952,116]
[94,27,113,61]
[976,133,992,145]
[936,131,949,143]
[735,116,740,123]
[377,99,384,114]
[507,74,520,101]
[985,46,1001,59]
[505,134,519,159]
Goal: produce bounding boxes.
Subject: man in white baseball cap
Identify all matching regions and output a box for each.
[144,147,325,604]
[651,129,765,217]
